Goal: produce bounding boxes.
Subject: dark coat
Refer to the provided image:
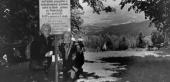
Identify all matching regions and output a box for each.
[59,41,85,69]
[67,41,85,70]
[30,35,54,70]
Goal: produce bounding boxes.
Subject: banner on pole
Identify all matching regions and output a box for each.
[39,0,71,34]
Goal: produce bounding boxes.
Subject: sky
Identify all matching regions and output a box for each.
[80,0,147,27]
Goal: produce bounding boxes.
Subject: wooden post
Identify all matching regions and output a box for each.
[54,34,63,82]
[54,35,61,82]
[54,35,59,82]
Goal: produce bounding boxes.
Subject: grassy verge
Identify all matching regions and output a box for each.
[120,56,170,82]
[101,56,170,82]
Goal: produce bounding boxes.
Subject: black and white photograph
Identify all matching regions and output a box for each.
[0,0,170,82]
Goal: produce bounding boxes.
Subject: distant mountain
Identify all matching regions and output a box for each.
[83,21,156,36]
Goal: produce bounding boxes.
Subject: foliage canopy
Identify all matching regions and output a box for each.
[120,0,170,33]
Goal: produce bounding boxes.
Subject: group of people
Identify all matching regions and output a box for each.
[29,24,85,82]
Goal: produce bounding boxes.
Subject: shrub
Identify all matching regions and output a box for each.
[136,32,146,48]
[85,34,139,51]
[151,31,164,46]
[118,36,128,50]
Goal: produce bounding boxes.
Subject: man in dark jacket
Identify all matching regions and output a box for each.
[74,40,85,79]
[65,38,85,81]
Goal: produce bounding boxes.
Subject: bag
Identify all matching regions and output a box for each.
[68,66,78,79]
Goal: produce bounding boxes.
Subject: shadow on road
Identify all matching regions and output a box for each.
[81,72,101,79]
[100,57,137,66]
[98,57,138,79]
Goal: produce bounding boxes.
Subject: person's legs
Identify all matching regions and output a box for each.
[43,57,52,80]
[29,60,40,81]
[73,53,85,80]
[62,58,69,81]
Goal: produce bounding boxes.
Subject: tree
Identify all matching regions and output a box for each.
[120,0,170,34]
[0,0,116,59]
[3,0,169,43]
[136,32,145,48]
[0,0,115,42]
[151,30,164,48]
[119,36,128,50]
[71,0,116,36]
[0,0,39,42]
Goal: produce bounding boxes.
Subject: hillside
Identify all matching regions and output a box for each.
[84,21,156,36]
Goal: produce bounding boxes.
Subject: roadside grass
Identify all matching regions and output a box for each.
[117,56,170,82]
[101,55,170,82]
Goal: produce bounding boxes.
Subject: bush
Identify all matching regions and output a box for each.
[85,34,138,51]
[136,32,146,48]
[85,35,104,49]
[118,37,128,50]
[108,34,119,50]
[151,31,164,46]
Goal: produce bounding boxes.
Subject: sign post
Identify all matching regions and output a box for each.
[54,34,62,82]
[39,0,71,82]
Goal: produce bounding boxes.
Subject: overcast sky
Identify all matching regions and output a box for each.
[80,0,147,27]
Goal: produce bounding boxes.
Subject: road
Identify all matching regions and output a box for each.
[0,50,167,82]
[77,51,165,82]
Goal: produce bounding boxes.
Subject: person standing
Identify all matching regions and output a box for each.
[66,36,86,81]
[73,38,85,79]
[29,23,54,80]
[58,32,73,81]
